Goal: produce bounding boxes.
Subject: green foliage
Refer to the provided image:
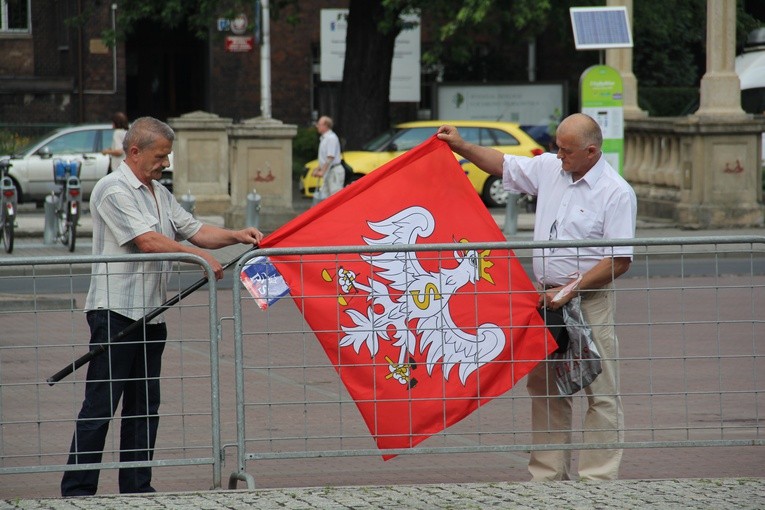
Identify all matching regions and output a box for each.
[94,0,302,43]
[291,125,319,178]
[115,0,228,39]
[0,130,30,156]
[638,87,699,117]
[422,0,551,68]
[633,0,706,87]
[84,0,764,123]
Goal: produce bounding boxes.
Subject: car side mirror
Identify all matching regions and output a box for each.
[37,146,52,159]
[385,143,398,152]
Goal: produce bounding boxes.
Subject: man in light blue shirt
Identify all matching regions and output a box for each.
[62,117,263,496]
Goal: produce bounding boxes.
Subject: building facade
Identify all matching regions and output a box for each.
[0,0,429,130]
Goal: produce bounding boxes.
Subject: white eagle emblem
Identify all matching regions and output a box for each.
[325,206,506,388]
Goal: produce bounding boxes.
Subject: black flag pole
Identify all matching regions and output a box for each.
[47,248,255,386]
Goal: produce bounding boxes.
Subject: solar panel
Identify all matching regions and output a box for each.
[570,6,633,50]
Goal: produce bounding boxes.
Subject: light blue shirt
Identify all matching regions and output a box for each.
[84,163,202,321]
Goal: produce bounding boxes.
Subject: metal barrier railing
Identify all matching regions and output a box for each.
[0,253,223,493]
[229,236,765,488]
[2,238,763,494]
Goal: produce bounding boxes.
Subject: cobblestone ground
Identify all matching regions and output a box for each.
[2,478,764,510]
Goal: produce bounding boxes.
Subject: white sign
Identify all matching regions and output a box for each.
[231,14,248,35]
[320,9,420,102]
[436,83,565,125]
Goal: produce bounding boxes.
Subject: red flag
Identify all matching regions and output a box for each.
[261,136,553,457]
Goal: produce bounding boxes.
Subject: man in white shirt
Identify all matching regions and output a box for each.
[438,113,637,481]
[61,117,264,496]
[311,115,344,197]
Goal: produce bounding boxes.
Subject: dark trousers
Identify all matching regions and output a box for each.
[61,310,167,496]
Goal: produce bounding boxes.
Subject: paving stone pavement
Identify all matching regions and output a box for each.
[2,478,764,509]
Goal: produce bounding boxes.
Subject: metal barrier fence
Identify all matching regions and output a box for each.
[0,253,223,493]
[1,238,763,496]
[229,236,765,488]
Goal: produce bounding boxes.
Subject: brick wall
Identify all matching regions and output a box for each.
[208,1,333,126]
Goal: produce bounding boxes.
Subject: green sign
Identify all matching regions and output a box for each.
[580,65,624,174]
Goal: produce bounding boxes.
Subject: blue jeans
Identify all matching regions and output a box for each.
[61,310,167,496]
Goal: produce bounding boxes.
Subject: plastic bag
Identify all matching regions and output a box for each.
[240,256,290,310]
[312,178,326,207]
[549,295,602,395]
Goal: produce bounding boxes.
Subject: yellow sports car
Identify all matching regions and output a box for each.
[299,120,544,207]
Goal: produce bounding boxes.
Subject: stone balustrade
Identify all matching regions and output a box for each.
[624,116,764,228]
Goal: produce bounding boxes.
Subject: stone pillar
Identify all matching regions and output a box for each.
[605,0,647,119]
[167,111,233,215]
[670,0,762,227]
[225,116,297,232]
[694,0,746,119]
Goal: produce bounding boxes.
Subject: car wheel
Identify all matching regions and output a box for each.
[482,176,508,208]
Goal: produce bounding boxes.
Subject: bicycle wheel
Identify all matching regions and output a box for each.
[57,206,70,248]
[66,218,77,252]
[1,212,13,254]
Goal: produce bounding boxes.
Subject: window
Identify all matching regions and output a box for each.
[1,0,30,32]
[98,130,114,153]
[45,131,97,155]
[483,128,519,147]
[457,127,480,145]
[391,127,437,151]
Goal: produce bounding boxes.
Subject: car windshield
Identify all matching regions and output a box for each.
[389,127,438,151]
[44,130,98,154]
[12,128,67,156]
[362,129,397,151]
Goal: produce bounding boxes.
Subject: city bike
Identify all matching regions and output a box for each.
[0,159,18,254]
[52,158,82,252]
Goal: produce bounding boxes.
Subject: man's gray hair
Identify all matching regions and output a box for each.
[123,117,175,152]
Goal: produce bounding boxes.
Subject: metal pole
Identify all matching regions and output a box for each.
[43,193,58,245]
[503,192,521,237]
[46,248,255,385]
[260,0,272,119]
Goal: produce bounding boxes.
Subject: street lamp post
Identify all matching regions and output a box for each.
[260,0,272,119]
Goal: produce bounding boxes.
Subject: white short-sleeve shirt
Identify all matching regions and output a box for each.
[318,129,341,167]
[84,164,203,321]
[109,128,127,170]
[502,152,637,286]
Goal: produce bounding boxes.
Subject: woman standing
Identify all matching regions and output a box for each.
[102,112,129,172]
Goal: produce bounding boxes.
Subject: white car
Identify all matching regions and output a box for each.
[0,123,173,203]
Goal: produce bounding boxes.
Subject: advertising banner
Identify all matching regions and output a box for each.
[580,65,624,174]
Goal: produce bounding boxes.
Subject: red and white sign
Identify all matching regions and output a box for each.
[225,36,254,53]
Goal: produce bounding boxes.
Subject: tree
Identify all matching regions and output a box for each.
[338,0,551,149]
[337,1,404,150]
[104,0,548,149]
[96,1,761,146]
